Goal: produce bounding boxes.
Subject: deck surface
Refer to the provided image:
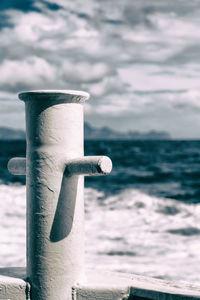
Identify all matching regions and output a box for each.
[0,268,200,299]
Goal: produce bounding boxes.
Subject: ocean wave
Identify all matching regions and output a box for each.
[0,184,26,267]
[84,187,200,283]
[0,184,200,283]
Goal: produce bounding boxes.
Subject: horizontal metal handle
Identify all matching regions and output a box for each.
[8,156,112,176]
[8,157,26,175]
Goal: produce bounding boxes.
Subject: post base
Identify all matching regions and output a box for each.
[0,267,30,299]
[1,268,200,299]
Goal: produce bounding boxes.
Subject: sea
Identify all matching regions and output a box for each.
[1,139,200,284]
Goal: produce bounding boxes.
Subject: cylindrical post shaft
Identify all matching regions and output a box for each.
[19,90,89,300]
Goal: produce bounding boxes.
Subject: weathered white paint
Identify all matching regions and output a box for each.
[8,157,26,175]
[17,90,112,300]
[65,156,112,175]
[8,156,112,176]
[0,267,30,300]
[1,267,200,300]
[74,270,200,300]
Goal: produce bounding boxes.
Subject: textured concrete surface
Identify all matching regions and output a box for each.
[73,270,200,300]
[0,268,200,299]
[20,90,89,300]
[0,267,30,300]
[15,90,112,300]
[8,156,112,176]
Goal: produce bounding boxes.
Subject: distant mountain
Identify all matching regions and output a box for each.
[0,127,25,140]
[84,123,171,140]
[127,129,171,140]
[0,123,171,140]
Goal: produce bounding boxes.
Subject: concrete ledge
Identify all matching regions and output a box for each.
[0,268,200,299]
[0,267,30,300]
[73,270,200,300]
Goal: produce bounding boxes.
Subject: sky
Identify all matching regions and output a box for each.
[1,0,200,138]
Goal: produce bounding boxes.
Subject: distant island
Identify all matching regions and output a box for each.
[0,123,171,140]
[0,127,25,140]
[84,123,171,140]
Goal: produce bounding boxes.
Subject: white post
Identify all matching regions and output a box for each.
[13,90,112,300]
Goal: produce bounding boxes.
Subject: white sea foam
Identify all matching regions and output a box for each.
[0,184,200,283]
[85,188,200,283]
[0,184,26,267]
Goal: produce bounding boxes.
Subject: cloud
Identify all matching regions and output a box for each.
[0,56,56,91]
[62,61,113,84]
[0,0,200,137]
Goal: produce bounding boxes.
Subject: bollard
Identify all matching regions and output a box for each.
[6,90,200,300]
[8,90,112,300]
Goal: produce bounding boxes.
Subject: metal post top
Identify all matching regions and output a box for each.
[18,90,90,103]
